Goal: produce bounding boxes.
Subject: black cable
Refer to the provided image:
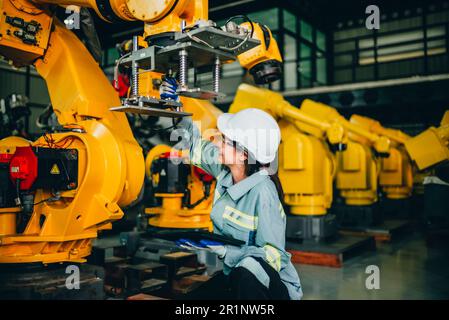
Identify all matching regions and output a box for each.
[15,179,21,206]
[34,198,52,205]
[34,195,60,205]
[185,182,211,209]
[225,15,254,38]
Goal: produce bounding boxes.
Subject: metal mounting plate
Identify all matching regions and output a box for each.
[174,27,260,56]
[110,96,191,118]
[120,27,260,74]
[110,106,191,118]
[177,88,226,101]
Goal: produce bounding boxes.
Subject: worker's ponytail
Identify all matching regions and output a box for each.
[245,157,286,211]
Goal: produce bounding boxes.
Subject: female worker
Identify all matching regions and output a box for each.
[161,78,302,300]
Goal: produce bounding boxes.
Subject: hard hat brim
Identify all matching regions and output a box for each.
[217,113,235,141]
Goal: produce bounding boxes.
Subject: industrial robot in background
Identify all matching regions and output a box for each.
[349,115,417,219]
[0,0,275,297]
[405,111,449,171]
[350,112,449,225]
[228,84,391,242]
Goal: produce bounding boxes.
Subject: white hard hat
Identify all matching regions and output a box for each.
[217,108,281,164]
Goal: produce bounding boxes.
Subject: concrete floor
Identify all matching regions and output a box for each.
[96,229,449,299]
[295,232,449,300]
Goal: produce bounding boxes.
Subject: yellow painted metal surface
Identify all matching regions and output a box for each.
[237,22,283,71]
[0,207,20,236]
[350,115,413,200]
[0,0,53,66]
[143,0,208,39]
[405,124,449,170]
[336,141,378,205]
[145,146,215,230]
[379,147,413,199]
[279,121,334,215]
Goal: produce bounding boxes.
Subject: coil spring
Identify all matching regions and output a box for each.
[179,50,188,87]
[213,57,220,92]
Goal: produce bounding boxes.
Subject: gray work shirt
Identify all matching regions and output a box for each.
[176,117,303,300]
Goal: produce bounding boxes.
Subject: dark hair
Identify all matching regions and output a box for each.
[245,156,286,210]
[228,137,286,210]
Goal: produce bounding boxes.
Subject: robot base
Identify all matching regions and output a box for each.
[379,197,412,220]
[334,203,383,229]
[0,263,105,300]
[286,214,338,244]
[336,202,413,242]
[285,215,376,267]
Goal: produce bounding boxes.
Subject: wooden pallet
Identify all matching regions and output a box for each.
[172,274,212,296]
[287,235,376,268]
[127,293,168,300]
[339,219,413,243]
[89,241,207,299]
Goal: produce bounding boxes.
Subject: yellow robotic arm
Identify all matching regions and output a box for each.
[404,113,449,170]
[236,21,282,84]
[0,0,288,263]
[0,0,145,264]
[350,115,413,200]
[229,84,392,211]
[229,84,339,215]
[230,84,390,153]
[350,115,410,144]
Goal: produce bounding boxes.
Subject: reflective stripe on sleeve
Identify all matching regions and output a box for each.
[264,244,281,271]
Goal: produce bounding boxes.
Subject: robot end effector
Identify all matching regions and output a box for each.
[234,20,283,85]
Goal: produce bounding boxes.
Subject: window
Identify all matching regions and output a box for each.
[334,10,449,84]
[284,34,297,61]
[247,8,279,31]
[299,60,312,87]
[283,10,296,33]
[212,7,329,91]
[284,62,298,89]
[317,30,326,51]
[300,20,313,43]
[317,57,327,84]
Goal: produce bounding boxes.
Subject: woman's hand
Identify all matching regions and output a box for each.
[175,238,227,258]
[200,240,227,258]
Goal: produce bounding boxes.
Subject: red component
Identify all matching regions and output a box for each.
[9,146,38,190]
[113,73,130,98]
[193,166,214,183]
[0,153,13,163]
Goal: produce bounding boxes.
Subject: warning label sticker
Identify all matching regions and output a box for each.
[50,163,60,175]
